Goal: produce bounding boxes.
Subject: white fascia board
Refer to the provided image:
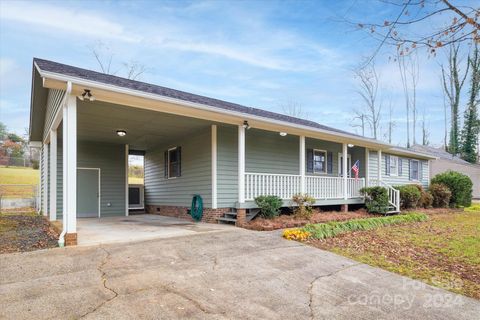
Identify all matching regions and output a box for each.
[36,66,393,149]
[388,147,437,160]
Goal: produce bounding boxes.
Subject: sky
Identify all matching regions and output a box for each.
[0,0,475,147]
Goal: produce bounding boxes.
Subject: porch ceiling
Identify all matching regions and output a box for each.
[75,100,214,150]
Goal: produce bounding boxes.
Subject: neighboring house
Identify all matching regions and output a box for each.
[411,145,480,199]
[29,58,435,245]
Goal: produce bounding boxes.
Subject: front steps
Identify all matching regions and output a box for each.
[217,208,260,225]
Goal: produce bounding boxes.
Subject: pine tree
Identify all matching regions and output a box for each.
[460,45,480,164]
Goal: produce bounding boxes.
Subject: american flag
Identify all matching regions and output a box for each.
[351,160,360,181]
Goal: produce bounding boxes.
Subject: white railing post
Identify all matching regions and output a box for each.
[49,129,57,221]
[342,143,348,200]
[377,149,382,184]
[299,136,305,194]
[238,125,245,203]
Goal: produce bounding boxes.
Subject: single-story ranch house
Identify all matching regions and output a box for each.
[29,58,435,245]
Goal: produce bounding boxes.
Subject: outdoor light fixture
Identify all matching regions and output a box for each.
[116,130,127,137]
[242,120,251,130]
[79,89,95,101]
[279,132,287,137]
[348,144,354,148]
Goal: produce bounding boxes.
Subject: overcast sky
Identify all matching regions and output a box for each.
[0,0,475,147]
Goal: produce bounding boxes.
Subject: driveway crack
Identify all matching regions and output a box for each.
[308,262,362,319]
[80,246,118,318]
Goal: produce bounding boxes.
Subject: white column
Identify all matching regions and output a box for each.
[343,143,348,199]
[238,125,245,203]
[49,129,57,221]
[299,136,305,194]
[63,95,77,234]
[211,125,217,209]
[125,144,129,216]
[365,148,369,187]
[377,149,382,183]
[42,143,49,216]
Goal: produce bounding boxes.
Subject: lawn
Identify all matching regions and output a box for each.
[306,209,480,299]
[0,166,39,184]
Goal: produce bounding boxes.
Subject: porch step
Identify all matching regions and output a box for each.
[216,208,260,225]
[216,217,237,223]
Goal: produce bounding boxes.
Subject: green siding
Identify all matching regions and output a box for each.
[246,128,299,174]
[56,141,126,218]
[368,151,429,188]
[144,127,212,208]
[217,125,238,208]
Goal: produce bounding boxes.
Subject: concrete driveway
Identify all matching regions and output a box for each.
[1,229,479,319]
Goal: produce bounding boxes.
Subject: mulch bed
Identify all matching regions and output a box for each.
[243,209,373,231]
[0,215,59,254]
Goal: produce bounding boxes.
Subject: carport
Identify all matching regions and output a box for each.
[76,214,233,246]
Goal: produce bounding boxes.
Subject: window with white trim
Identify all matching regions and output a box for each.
[166,147,181,178]
[313,150,327,174]
[390,155,398,176]
[410,159,419,181]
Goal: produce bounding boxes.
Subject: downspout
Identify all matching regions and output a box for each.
[58,81,72,247]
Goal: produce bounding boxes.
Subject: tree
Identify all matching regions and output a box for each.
[279,99,308,118]
[89,41,147,80]
[386,102,396,144]
[354,0,480,59]
[460,44,480,163]
[0,122,7,141]
[421,109,430,145]
[441,43,469,154]
[354,62,382,139]
[351,111,367,137]
[409,52,419,145]
[397,53,411,147]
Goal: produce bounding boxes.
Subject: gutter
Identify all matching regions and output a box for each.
[57,81,72,248]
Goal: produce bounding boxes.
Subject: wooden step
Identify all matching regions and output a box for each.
[217,217,237,224]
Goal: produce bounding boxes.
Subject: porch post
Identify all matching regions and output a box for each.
[299,135,305,194]
[365,148,369,187]
[42,143,49,216]
[49,129,57,221]
[377,149,382,183]
[238,125,245,204]
[342,143,348,200]
[211,125,217,209]
[125,144,129,216]
[62,95,77,246]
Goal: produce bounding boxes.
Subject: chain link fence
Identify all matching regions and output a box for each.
[0,156,38,168]
[0,184,39,212]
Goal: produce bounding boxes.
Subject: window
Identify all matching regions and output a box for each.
[313,150,327,173]
[390,155,398,176]
[410,160,419,181]
[165,147,181,178]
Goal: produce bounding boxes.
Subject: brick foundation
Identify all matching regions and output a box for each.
[236,209,246,226]
[65,233,77,246]
[341,204,349,212]
[145,205,230,223]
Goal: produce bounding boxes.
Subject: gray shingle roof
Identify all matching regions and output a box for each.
[34,58,363,138]
[411,144,479,166]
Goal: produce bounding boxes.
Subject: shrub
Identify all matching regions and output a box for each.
[292,213,428,240]
[291,193,316,219]
[254,195,283,219]
[414,185,433,209]
[429,183,452,208]
[431,171,473,207]
[360,186,389,214]
[395,185,421,209]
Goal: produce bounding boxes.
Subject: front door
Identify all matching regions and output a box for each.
[338,154,352,177]
[77,168,100,218]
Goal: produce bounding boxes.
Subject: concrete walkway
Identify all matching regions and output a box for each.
[1,229,479,319]
[76,214,233,246]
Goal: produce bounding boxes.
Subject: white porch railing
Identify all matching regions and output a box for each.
[244,173,365,201]
[369,179,401,212]
[245,173,300,200]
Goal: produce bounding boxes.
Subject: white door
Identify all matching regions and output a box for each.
[338,154,352,177]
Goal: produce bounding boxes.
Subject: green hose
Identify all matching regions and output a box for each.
[190,194,203,222]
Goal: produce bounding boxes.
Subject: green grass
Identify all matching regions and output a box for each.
[312,208,480,299]
[0,166,39,185]
[301,213,428,239]
[128,177,144,184]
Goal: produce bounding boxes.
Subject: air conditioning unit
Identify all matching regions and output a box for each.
[128,184,144,210]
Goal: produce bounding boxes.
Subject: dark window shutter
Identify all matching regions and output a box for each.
[164,151,168,178]
[385,155,391,176]
[408,160,412,180]
[177,147,182,177]
[419,161,423,181]
[306,149,313,173]
[327,152,333,174]
[398,158,403,176]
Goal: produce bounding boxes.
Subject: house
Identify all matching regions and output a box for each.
[411,145,480,199]
[29,58,435,245]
